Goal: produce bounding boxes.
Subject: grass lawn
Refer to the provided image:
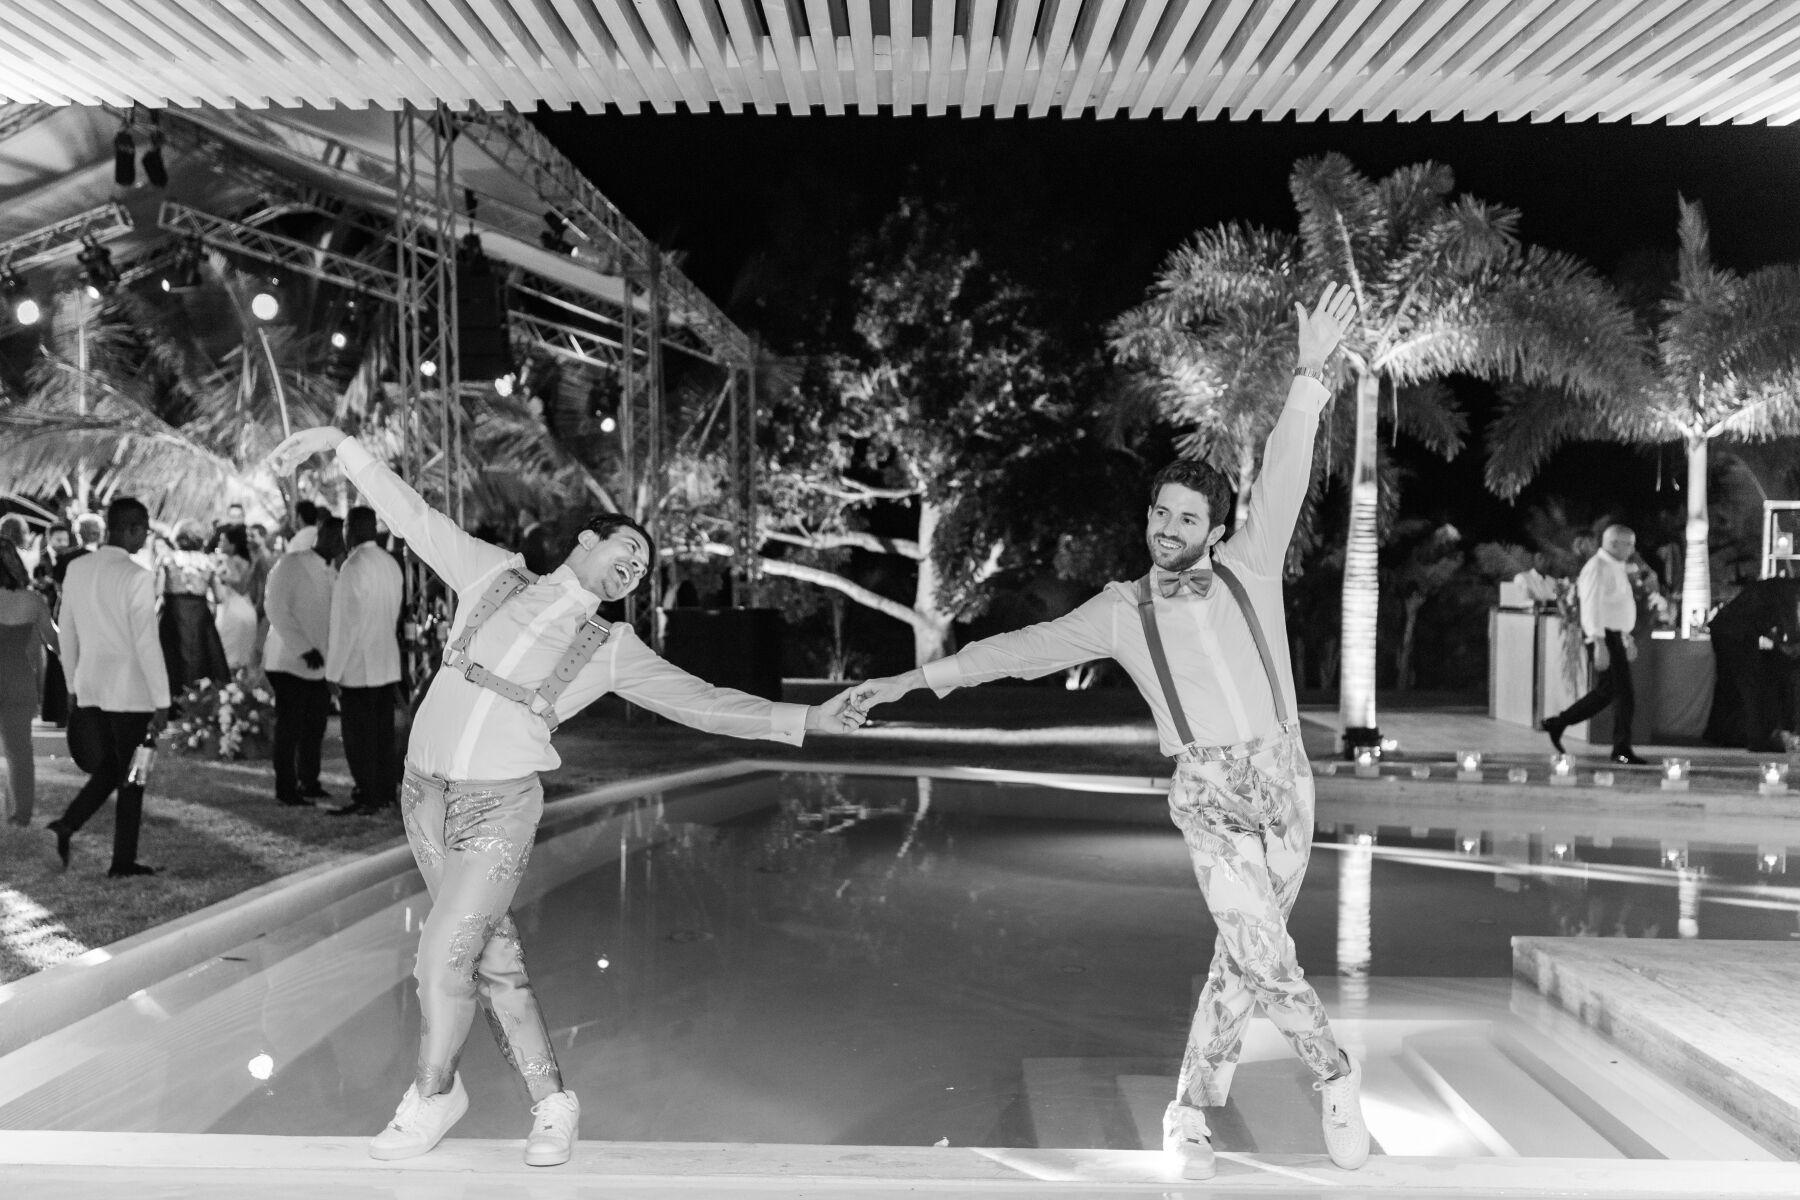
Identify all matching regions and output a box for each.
[0,684,1168,986]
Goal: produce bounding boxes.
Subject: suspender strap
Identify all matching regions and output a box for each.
[1212,562,1289,726]
[1136,575,1196,749]
[444,567,613,733]
[1136,562,1290,750]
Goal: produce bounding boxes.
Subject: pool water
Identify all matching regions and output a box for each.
[0,769,1791,1159]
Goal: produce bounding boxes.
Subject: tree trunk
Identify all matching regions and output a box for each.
[911,498,955,666]
[1397,595,1424,691]
[1234,442,1254,533]
[1338,371,1382,748]
[1681,434,1710,637]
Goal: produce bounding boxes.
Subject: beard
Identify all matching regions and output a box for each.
[1146,532,1210,572]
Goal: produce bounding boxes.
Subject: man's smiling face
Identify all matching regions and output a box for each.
[1146,482,1225,573]
[567,526,650,601]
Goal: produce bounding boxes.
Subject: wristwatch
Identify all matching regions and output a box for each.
[1294,363,1330,386]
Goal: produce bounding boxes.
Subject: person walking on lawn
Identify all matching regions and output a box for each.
[1540,525,1648,765]
[47,497,169,877]
[267,424,867,1169]
[848,285,1371,1180]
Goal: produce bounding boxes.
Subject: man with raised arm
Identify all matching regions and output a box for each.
[267,425,866,1169]
[850,285,1369,1179]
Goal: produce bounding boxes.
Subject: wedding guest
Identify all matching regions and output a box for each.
[326,507,403,815]
[211,524,260,670]
[0,540,58,825]
[264,514,341,806]
[156,520,230,697]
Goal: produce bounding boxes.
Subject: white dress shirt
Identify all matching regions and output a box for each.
[263,550,336,679]
[326,541,403,688]
[920,376,1328,756]
[336,436,810,779]
[60,546,170,712]
[1577,551,1636,641]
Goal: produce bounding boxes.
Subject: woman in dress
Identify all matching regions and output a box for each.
[157,520,230,696]
[211,524,260,670]
[0,540,58,825]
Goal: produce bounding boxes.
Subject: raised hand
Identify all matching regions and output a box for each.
[1294,283,1359,368]
[806,684,870,734]
[267,425,349,476]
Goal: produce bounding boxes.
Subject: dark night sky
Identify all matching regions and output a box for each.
[533,112,1800,548]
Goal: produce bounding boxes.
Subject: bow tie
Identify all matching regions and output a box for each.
[1158,566,1214,599]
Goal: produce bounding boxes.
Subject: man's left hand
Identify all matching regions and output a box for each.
[1294,283,1359,369]
[302,649,325,670]
[806,685,869,734]
[1624,634,1639,663]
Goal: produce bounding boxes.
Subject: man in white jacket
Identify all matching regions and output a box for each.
[325,506,403,816]
[263,514,342,805]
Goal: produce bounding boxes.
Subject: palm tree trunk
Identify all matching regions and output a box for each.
[1681,434,1710,636]
[912,498,955,666]
[1234,442,1254,532]
[1338,371,1381,750]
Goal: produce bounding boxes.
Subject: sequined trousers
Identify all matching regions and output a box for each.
[401,763,562,1102]
[1169,724,1341,1106]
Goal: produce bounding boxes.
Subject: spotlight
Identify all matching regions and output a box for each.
[77,238,119,299]
[113,123,136,187]
[141,125,168,188]
[493,372,516,397]
[420,359,437,378]
[160,237,203,294]
[539,209,570,254]
[598,415,616,434]
[330,331,348,350]
[3,271,39,326]
[250,290,280,321]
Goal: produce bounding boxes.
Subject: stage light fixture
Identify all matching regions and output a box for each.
[3,271,39,326]
[141,121,168,188]
[493,372,516,397]
[330,331,348,350]
[420,359,438,378]
[78,238,120,299]
[161,237,204,294]
[250,290,280,321]
[598,415,617,434]
[113,123,136,187]
[539,210,571,254]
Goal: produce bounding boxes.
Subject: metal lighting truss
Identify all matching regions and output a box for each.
[0,103,54,146]
[0,202,133,271]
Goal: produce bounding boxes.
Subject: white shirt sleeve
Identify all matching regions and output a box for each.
[599,625,810,745]
[1228,375,1328,578]
[919,590,1116,696]
[1577,555,1606,641]
[336,436,510,594]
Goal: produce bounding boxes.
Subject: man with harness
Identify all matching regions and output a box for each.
[268,424,866,1168]
[849,285,1369,1178]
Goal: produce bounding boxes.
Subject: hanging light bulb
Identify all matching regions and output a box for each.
[2,271,39,326]
[250,290,280,321]
[330,331,348,350]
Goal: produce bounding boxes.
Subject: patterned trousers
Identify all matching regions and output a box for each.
[401,764,562,1102]
[1169,726,1341,1106]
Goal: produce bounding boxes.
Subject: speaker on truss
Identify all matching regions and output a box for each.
[455,233,513,388]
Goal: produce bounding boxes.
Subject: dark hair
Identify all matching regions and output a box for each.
[1148,459,1235,532]
[555,512,656,593]
[0,541,26,590]
[345,506,379,546]
[215,523,251,560]
[106,497,149,536]
[294,499,319,526]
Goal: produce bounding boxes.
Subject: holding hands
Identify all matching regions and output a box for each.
[804,673,919,734]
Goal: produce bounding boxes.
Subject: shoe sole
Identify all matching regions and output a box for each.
[368,1089,469,1160]
[1176,1147,1216,1180]
[524,1140,574,1167]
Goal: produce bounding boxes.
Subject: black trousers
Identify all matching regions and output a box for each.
[1553,630,1636,754]
[1711,635,1792,753]
[338,682,396,806]
[267,670,329,802]
[57,709,153,870]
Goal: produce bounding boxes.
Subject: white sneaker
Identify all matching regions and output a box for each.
[524,1089,580,1166]
[1161,1100,1215,1180]
[1314,1051,1370,1169]
[369,1075,469,1160]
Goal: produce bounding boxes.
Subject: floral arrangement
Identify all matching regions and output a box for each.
[168,668,276,760]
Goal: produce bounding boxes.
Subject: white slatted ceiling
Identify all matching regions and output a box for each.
[2,0,1800,124]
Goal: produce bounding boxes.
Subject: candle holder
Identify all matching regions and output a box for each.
[1507,766,1530,784]
[1353,747,1379,778]
[1318,761,1339,776]
[1759,762,1790,796]
[1456,750,1482,782]
[1593,770,1615,787]
[1410,764,1431,780]
[1660,758,1690,792]
[1549,753,1576,787]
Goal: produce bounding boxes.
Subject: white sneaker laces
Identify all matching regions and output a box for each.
[531,1094,574,1133]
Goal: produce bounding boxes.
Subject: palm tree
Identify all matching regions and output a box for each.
[1486,198,1800,634]
[1116,154,1639,752]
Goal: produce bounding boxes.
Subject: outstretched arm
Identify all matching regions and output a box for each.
[267,425,508,593]
[851,591,1116,714]
[1231,284,1357,576]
